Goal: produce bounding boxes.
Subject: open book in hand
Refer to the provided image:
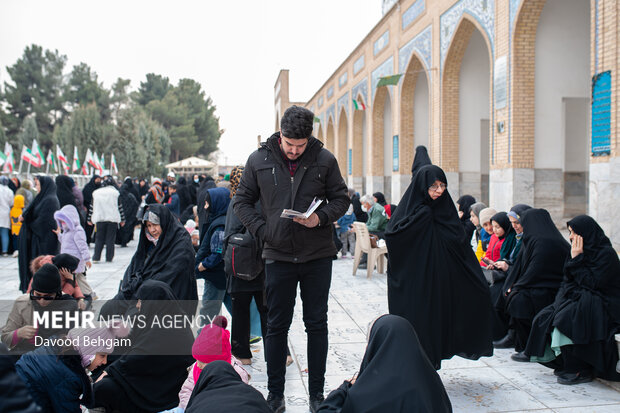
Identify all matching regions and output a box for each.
[280,197,323,219]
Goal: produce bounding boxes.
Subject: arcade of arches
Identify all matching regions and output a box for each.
[274,0,620,248]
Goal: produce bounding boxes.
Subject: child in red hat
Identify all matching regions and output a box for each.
[176,316,249,410]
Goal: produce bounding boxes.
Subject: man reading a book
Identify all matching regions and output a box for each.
[234,105,350,413]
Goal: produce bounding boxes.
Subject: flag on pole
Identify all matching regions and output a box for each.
[110,153,118,174]
[72,146,80,173]
[31,139,45,167]
[56,145,69,173]
[100,153,105,172]
[92,151,103,176]
[2,143,14,173]
[21,145,39,167]
[376,74,403,87]
[46,149,57,172]
[352,99,366,110]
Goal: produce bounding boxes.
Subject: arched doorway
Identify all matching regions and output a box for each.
[352,95,366,193]
[442,16,492,203]
[533,0,590,220]
[316,124,324,143]
[337,108,348,180]
[400,52,430,182]
[371,87,392,199]
[326,118,335,154]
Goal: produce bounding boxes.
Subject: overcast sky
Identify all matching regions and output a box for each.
[0,0,382,165]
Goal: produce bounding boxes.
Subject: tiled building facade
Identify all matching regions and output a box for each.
[274,0,620,248]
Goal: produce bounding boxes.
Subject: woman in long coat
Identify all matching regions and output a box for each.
[18,176,60,292]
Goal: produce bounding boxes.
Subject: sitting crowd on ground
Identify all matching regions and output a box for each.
[0,141,618,411]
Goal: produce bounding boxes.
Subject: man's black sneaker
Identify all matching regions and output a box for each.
[266,393,285,413]
[309,393,324,413]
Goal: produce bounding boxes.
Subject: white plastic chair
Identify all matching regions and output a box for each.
[352,221,387,279]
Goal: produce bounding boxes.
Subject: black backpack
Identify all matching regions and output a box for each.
[224,228,264,281]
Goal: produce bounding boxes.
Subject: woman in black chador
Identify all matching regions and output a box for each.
[318,314,452,413]
[499,208,569,361]
[525,215,620,384]
[385,163,493,369]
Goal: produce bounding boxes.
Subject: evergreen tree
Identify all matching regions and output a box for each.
[65,63,111,121]
[133,73,172,106]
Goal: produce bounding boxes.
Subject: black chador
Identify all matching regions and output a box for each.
[385,164,493,369]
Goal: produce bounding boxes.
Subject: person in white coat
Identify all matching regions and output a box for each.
[87,177,125,263]
[0,177,15,255]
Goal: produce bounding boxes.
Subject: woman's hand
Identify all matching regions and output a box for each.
[494,261,509,272]
[77,298,86,311]
[198,262,206,272]
[85,261,92,269]
[52,227,60,235]
[571,234,584,258]
[18,215,23,222]
[59,267,73,280]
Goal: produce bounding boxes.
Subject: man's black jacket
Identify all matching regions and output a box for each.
[233,132,350,263]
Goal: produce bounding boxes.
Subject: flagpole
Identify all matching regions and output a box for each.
[27,162,31,178]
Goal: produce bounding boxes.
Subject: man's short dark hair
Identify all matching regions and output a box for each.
[281,105,314,140]
[169,184,177,190]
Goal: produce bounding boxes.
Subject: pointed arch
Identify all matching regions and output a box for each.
[337,107,348,177]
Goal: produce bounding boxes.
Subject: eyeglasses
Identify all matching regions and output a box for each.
[429,183,446,192]
[30,292,57,301]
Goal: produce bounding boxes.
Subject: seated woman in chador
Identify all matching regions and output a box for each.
[525,215,620,385]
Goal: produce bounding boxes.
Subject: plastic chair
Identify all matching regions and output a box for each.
[352,221,388,279]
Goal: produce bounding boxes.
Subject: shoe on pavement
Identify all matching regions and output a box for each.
[557,371,593,385]
[12,250,18,258]
[309,393,324,413]
[493,330,515,349]
[510,351,530,362]
[266,393,285,413]
[249,335,262,345]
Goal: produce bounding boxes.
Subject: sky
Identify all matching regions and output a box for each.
[0,0,383,165]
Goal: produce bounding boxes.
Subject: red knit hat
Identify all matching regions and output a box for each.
[192,315,231,364]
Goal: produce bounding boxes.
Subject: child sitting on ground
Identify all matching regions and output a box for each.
[164,316,249,412]
[27,254,87,310]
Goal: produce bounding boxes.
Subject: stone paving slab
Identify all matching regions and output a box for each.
[0,237,618,413]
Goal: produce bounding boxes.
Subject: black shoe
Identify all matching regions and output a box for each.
[510,351,530,362]
[557,371,593,385]
[266,393,285,413]
[493,330,515,349]
[553,368,565,377]
[358,263,367,269]
[309,394,324,413]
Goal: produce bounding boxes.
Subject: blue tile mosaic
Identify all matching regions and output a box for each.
[402,0,425,30]
[371,56,394,101]
[374,30,390,56]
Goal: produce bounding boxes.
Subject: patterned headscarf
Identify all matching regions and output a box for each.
[229,166,245,198]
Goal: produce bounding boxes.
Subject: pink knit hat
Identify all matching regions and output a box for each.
[192,315,231,364]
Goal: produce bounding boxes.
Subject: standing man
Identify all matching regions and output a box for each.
[88,177,125,263]
[234,106,349,412]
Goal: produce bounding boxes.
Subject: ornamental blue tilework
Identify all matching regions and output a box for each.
[399,25,432,74]
[352,78,369,109]
[371,56,394,101]
[353,55,365,75]
[326,104,336,125]
[327,86,334,99]
[318,96,324,109]
[402,0,425,30]
[374,30,390,56]
[339,72,348,88]
[440,0,495,68]
[338,91,350,118]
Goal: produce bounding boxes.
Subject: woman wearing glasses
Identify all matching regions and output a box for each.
[1,264,77,354]
[385,162,493,370]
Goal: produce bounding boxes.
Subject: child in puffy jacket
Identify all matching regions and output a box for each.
[163,316,249,412]
[10,194,24,257]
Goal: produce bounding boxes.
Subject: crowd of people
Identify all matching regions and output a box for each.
[0,105,618,413]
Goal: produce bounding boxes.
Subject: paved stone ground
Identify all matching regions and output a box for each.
[1,235,619,412]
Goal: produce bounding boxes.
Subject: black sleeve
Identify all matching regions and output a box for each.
[317,381,351,412]
[315,154,350,226]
